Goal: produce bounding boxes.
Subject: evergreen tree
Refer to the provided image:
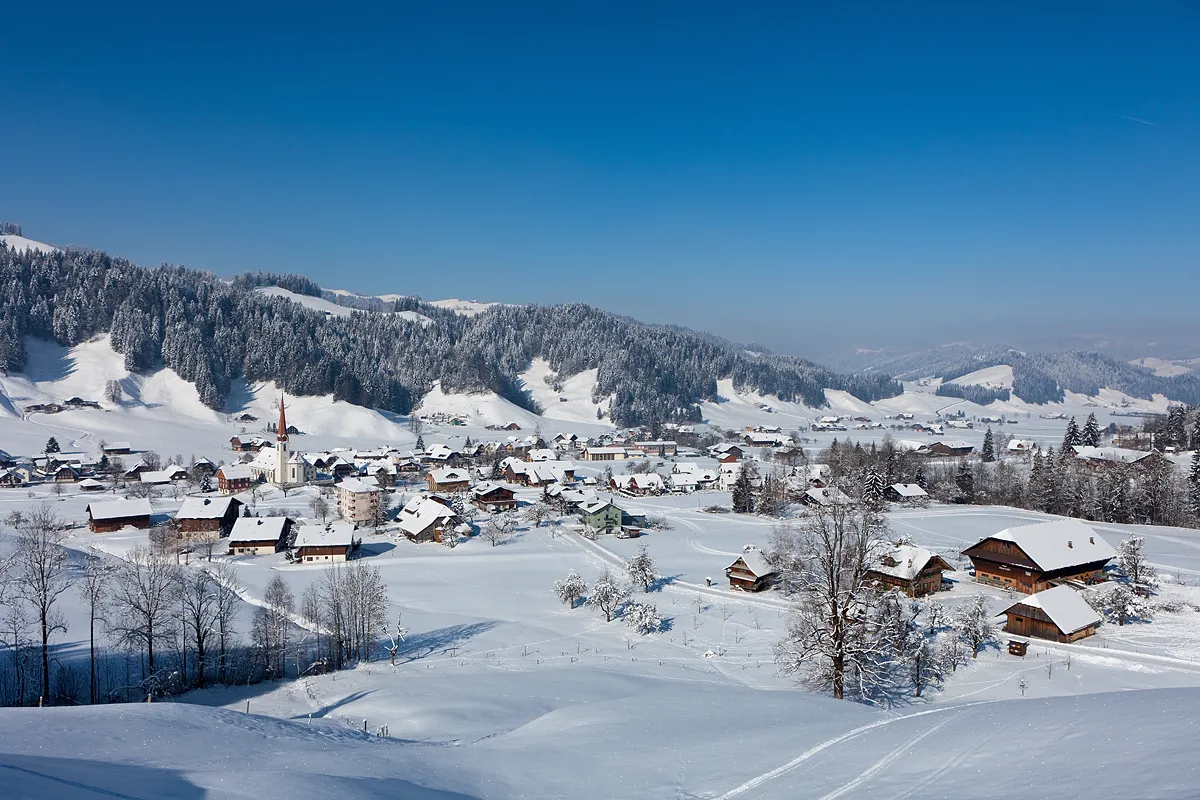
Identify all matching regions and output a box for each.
[732,461,757,514]
[980,428,995,463]
[1188,450,1200,519]
[861,467,886,511]
[415,434,426,452]
[955,462,974,503]
[1081,413,1101,447]
[913,465,927,490]
[44,437,60,454]
[1028,449,1049,511]
[1063,416,1081,448]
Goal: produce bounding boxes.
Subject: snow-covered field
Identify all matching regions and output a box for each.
[3,336,1200,796]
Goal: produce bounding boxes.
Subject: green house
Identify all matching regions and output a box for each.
[579,499,623,533]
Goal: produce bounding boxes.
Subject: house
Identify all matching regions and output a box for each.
[1002,585,1102,643]
[1071,446,1162,471]
[229,435,269,452]
[744,432,791,448]
[191,457,217,477]
[1007,439,1038,456]
[86,498,153,533]
[502,458,575,486]
[176,496,244,536]
[337,478,382,524]
[292,522,360,563]
[800,487,853,507]
[228,516,292,555]
[78,477,106,492]
[397,496,460,542]
[139,464,190,485]
[527,448,559,462]
[47,464,80,483]
[0,467,32,487]
[725,545,777,592]
[233,412,258,423]
[793,464,831,488]
[963,519,1115,593]
[611,473,665,496]
[426,467,470,493]
[363,462,396,488]
[926,441,974,457]
[708,443,744,461]
[423,443,461,463]
[884,483,928,503]
[634,440,678,456]
[472,482,517,512]
[581,446,628,462]
[579,499,623,533]
[866,544,952,597]
[669,465,718,492]
[216,464,256,495]
[102,442,132,455]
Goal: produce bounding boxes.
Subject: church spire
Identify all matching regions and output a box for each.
[277,393,288,442]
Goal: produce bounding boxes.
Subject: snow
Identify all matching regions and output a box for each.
[229,516,289,544]
[414,381,545,430]
[1007,585,1103,635]
[257,286,434,325]
[1130,357,1192,377]
[520,359,611,425]
[948,364,1015,390]
[987,518,1117,572]
[84,497,152,520]
[870,544,943,581]
[177,495,237,519]
[427,298,501,316]
[0,233,58,254]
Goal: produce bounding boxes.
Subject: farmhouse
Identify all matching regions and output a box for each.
[229,435,269,453]
[800,487,853,508]
[86,498,152,533]
[502,458,575,486]
[397,496,460,542]
[579,499,623,533]
[884,483,928,503]
[176,496,244,536]
[102,442,132,455]
[228,516,292,555]
[471,482,517,512]
[581,446,628,462]
[216,464,256,495]
[1002,585,1102,643]
[1071,446,1163,471]
[292,522,360,563]
[708,443,744,461]
[426,467,470,493]
[1007,439,1038,456]
[725,546,777,592]
[866,544,952,597]
[337,478,382,524]
[634,440,678,456]
[963,519,1115,593]
[926,441,974,457]
[611,473,665,496]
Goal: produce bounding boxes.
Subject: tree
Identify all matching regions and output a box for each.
[482,511,518,547]
[308,494,330,522]
[178,568,221,687]
[78,557,111,704]
[861,467,886,511]
[1082,413,1101,447]
[210,562,242,684]
[954,461,974,503]
[105,379,124,404]
[772,504,891,700]
[523,501,553,529]
[626,546,658,593]
[14,504,71,704]
[586,568,628,622]
[1116,534,1158,591]
[954,594,995,659]
[901,628,937,697]
[254,575,295,679]
[553,571,587,608]
[1092,583,1150,626]
[981,428,995,463]
[108,547,179,686]
[384,615,409,666]
[1188,450,1200,519]
[624,601,663,635]
[44,437,60,454]
[415,434,426,452]
[1063,416,1081,449]
[731,461,757,514]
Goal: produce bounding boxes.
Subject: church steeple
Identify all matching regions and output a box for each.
[277,394,289,442]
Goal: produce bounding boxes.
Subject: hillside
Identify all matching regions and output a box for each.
[0,240,900,427]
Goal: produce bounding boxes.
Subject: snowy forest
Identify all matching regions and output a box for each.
[0,242,901,426]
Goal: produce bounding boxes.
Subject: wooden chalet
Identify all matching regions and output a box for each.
[725,546,777,592]
[228,516,292,555]
[426,467,470,493]
[176,496,244,536]
[292,523,360,563]
[87,498,152,533]
[216,464,256,495]
[1002,585,1102,643]
[102,442,132,455]
[471,482,517,512]
[926,441,974,457]
[884,483,927,503]
[866,544,952,597]
[963,519,1115,594]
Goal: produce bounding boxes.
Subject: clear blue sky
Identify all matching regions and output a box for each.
[3,2,1198,356]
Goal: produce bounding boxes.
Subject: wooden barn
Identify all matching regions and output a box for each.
[426,467,470,494]
[216,464,256,495]
[176,496,244,537]
[292,523,360,563]
[866,544,952,597]
[228,516,292,556]
[471,482,517,512]
[725,546,777,592]
[963,519,1115,593]
[87,499,152,533]
[926,441,974,457]
[1002,585,1102,643]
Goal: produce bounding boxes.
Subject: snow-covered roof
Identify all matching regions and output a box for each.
[229,516,289,544]
[177,496,237,520]
[471,482,510,497]
[1008,439,1037,451]
[87,498,152,520]
[612,473,664,490]
[398,497,457,537]
[1005,585,1102,635]
[293,522,359,550]
[585,446,627,455]
[888,483,927,498]
[870,544,947,581]
[986,519,1116,572]
[579,500,617,516]
[139,469,177,484]
[1073,446,1155,464]
[729,546,775,578]
[429,467,469,483]
[78,478,105,489]
[805,487,852,506]
[338,477,380,494]
[218,464,253,480]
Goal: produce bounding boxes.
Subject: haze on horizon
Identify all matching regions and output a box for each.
[2,3,1198,358]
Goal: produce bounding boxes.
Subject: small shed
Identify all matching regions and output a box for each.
[725,545,777,592]
[1002,585,1102,643]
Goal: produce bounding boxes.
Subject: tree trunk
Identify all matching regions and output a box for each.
[89,612,97,704]
[41,613,50,704]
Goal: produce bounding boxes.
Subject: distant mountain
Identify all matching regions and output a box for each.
[0,239,900,427]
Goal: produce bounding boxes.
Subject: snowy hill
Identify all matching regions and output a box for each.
[0,233,58,254]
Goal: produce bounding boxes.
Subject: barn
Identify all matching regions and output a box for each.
[725,546,777,592]
[228,516,291,556]
[176,496,244,537]
[86,499,153,533]
[1002,585,1102,643]
[963,519,1115,593]
[866,544,952,597]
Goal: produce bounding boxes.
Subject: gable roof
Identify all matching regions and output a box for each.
[87,498,152,520]
[338,477,380,494]
[1073,446,1156,465]
[429,467,469,483]
[217,464,254,481]
[1005,585,1102,635]
[229,516,289,544]
[293,522,359,550]
[177,496,238,519]
[977,519,1115,572]
[580,499,618,516]
[888,483,927,498]
[728,546,775,579]
[869,544,950,581]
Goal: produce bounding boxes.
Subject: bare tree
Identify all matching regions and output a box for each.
[308,493,330,523]
[385,614,409,666]
[773,504,890,700]
[586,568,628,622]
[626,546,658,593]
[253,575,295,679]
[210,562,241,684]
[523,501,553,529]
[954,594,997,659]
[482,511,518,547]
[14,504,71,704]
[178,569,220,687]
[78,557,112,704]
[108,547,179,684]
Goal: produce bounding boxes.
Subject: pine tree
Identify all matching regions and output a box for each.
[1063,416,1081,448]
[44,437,60,454]
[955,462,974,503]
[1028,449,1049,511]
[1082,413,1101,447]
[415,434,426,452]
[861,467,886,511]
[980,428,995,463]
[732,461,757,514]
[913,465,927,490]
[1188,450,1200,519]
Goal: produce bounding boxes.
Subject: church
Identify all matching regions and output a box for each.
[248,395,314,486]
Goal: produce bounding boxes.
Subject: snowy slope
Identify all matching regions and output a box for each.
[428,298,501,316]
[0,233,58,254]
[414,380,545,429]
[948,363,1015,390]
[519,359,610,425]
[1130,357,1192,377]
[258,286,433,325]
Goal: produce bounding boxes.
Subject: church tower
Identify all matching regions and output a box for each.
[275,393,290,485]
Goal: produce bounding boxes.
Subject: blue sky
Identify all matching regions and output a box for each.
[3,2,1198,355]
